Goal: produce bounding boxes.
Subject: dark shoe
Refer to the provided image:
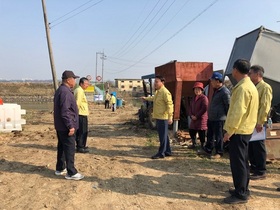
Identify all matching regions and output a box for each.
[250,173,266,180]
[249,166,255,174]
[228,188,250,196]
[277,187,280,191]
[223,195,247,204]
[197,149,211,156]
[165,153,172,157]
[76,148,89,153]
[187,145,196,149]
[228,188,235,196]
[151,154,164,159]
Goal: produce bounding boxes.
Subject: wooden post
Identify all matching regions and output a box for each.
[41,0,58,91]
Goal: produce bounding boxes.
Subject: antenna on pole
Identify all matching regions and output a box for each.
[41,0,58,91]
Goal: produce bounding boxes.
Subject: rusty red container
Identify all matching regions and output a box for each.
[155,61,213,120]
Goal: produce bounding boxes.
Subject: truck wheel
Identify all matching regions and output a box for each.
[138,106,145,123]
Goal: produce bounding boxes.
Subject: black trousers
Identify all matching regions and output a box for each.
[105,100,110,109]
[205,120,224,155]
[189,129,206,147]
[156,119,171,156]
[56,130,78,176]
[76,115,88,149]
[229,134,252,200]
[112,103,115,112]
[248,140,266,175]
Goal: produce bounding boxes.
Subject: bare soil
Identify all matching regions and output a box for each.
[0,83,280,210]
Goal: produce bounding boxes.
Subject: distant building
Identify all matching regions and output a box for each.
[114,79,143,91]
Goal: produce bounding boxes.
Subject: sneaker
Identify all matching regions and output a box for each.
[65,173,84,180]
[55,168,67,176]
[250,173,266,180]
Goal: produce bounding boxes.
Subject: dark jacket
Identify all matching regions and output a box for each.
[189,94,208,130]
[208,86,230,121]
[54,84,79,131]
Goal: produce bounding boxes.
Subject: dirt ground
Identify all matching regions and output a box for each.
[1,85,280,209]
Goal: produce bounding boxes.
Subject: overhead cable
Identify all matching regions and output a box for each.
[49,0,104,28]
[111,0,219,74]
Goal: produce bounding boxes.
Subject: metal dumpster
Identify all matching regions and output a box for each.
[155,61,213,131]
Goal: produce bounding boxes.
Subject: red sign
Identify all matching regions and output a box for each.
[96,76,102,81]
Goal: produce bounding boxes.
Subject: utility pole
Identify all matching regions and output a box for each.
[42,0,58,91]
[100,51,106,84]
[100,51,106,94]
[95,51,102,83]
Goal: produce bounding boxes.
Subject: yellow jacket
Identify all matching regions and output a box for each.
[224,77,258,136]
[144,86,173,120]
[105,93,111,101]
[74,86,89,116]
[110,95,116,104]
[256,80,272,125]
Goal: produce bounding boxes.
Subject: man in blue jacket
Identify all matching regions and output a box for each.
[197,72,230,158]
[54,70,84,180]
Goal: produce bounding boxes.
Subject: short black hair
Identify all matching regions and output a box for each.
[79,77,89,85]
[250,65,264,77]
[233,59,251,74]
[155,75,165,82]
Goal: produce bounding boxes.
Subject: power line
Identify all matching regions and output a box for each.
[50,0,95,23]
[118,0,173,58]
[111,0,219,74]
[111,0,150,56]
[137,0,191,55]
[107,56,156,65]
[113,0,162,57]
[49,0,104,28]
[106,57,156,67]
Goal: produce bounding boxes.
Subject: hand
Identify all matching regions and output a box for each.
[223,132,231,142]
[191,115,197,120]
[141,96,146,101]
[168,119,173,125]
[256,124,263,132]
[68,128,75,136]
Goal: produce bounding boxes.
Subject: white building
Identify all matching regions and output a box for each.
[114,79,143,91]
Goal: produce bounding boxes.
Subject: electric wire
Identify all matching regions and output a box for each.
[111,0,150,56]
[49,0,104,28]
[113,0,162,57]
[111,0,219,74]
[137,0,191,56]
[50,0,96,23]
[118,0,173,58]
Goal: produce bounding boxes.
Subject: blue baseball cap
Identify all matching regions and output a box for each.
[211,72,223,82]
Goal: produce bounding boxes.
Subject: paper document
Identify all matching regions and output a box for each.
[249,127,266,142]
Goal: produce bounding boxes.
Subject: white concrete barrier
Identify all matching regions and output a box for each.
[0,103,26,132]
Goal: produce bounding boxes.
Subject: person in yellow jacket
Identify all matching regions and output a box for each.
[110,93,116,112]
[105,91,111,109]
[223,59,259,204]
[248,65,272,180]
[74,77,90,153]
[142,75,174,159]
